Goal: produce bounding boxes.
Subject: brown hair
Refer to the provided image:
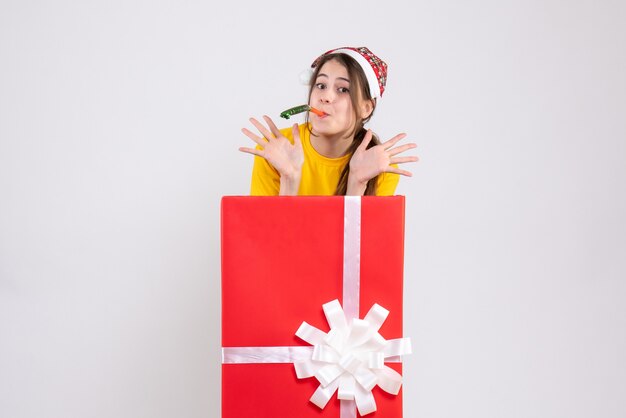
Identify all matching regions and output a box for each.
[305,53,380,196]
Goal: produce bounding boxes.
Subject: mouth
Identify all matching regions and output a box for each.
[309,107,329,118]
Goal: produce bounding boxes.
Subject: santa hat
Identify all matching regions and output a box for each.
[300,46,388,99]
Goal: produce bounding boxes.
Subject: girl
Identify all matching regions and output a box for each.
[239,46,418,196]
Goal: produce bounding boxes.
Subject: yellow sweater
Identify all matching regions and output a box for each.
[250,124,399,196]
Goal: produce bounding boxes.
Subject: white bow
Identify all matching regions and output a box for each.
[294,299,412,416]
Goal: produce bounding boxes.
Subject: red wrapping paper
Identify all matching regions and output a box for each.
[221,196,406,418]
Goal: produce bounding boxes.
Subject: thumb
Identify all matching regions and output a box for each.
[358,129,373,150]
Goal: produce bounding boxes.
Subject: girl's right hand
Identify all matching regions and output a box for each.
[239,116,304,195]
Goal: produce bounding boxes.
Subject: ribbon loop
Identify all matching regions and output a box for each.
[310,379,339,409]
[374,366,403,395]
[316,364,344,387]
[346,318,375,348]
[337,374,356,400]
[295,321,327,345]
[367,352,385,369]
[355,384,377,416]
[323,299,348,331]
[312,344,340,363]
[353,366,378,391]
[363,303,389,331]
[294,359,320,378]
[324,327,346,352]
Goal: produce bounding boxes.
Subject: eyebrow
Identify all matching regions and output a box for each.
[317,73,351,83]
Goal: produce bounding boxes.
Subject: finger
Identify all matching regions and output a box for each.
[249,117,275,141]
[241,127,267,146]
[390,156,419,164]
[382,133,407,150]
[388,143,417,157]
[263,115,283,138]
[358,129,374,150]
[386,166,413,177]
[238,147,264,158]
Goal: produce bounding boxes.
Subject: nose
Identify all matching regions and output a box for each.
[320,89,334,104]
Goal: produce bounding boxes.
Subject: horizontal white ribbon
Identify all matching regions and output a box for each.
[222,346,313,363]
[221,346,403,365]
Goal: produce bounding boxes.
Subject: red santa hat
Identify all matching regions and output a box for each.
[300,46,388,99]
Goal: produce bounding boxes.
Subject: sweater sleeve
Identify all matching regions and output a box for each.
[375,171,400,196]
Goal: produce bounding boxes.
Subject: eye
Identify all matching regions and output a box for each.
[337,87,350,94]
[315,83,326,90]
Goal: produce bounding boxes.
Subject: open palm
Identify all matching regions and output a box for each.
[349,129,418,184]
[239,116,304,179]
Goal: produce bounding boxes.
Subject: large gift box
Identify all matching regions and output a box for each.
[221,196,410,418]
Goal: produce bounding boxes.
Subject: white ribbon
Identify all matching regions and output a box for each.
[221,196,411,417]
[342,196,361,321]
[294,299,411,416]
[222,346,313,363]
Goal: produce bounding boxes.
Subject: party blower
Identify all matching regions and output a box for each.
[280,105,327,120]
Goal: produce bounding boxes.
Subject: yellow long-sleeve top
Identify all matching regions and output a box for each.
[250,123,399,196]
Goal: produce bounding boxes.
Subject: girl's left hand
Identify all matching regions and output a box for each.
[348,130,419,188]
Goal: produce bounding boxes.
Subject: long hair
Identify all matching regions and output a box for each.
[305,53,380,196]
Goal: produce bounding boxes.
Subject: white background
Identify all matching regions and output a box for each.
[1,1,625,417]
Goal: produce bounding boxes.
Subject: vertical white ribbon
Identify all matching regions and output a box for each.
[341,196,361,418]
[342,196,361,322]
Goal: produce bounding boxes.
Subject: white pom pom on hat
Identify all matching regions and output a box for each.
[299,46,388,99]
[299,67,314,86]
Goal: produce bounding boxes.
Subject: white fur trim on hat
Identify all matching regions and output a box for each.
[325,48,383,99]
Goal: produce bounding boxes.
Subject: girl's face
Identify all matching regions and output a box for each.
[309,59,364,139]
